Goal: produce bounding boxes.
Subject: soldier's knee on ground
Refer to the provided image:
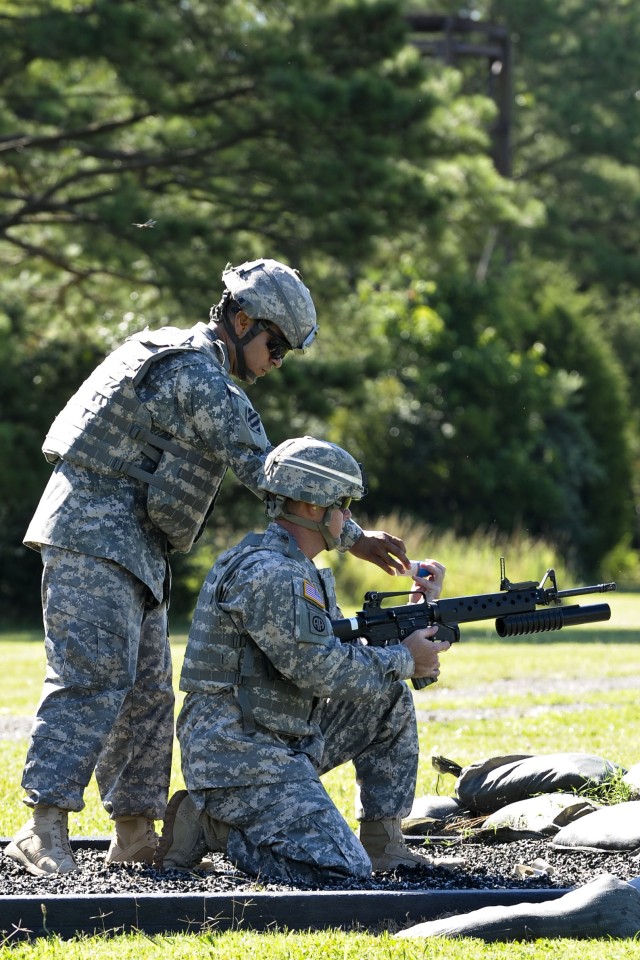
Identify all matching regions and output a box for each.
[228,807,372,884]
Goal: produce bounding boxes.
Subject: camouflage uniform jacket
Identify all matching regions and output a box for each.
[177,523,415,788]
[25,324,266,601]
[25,324,363,601]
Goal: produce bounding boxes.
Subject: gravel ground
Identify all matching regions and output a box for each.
[1,837,638,897]
[2,687,638,901]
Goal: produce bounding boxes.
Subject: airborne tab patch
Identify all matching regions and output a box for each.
[303,579,325,608]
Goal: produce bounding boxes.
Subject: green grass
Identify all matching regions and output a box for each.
[1,580,639,955]
[3,931,640,959]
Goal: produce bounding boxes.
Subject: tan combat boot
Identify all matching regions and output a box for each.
[4,805,78,877]
[360,818,466,872]
[360,817,435,870]
[155,790,229,871]
[105,815,158,864]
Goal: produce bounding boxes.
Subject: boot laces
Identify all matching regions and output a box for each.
[36,809,73,860]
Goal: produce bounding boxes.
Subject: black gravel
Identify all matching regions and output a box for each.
[1,837,638,897]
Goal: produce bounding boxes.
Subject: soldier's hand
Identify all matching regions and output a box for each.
[349,530,409,574]
[410,559,446,603]
[402,629,450,681]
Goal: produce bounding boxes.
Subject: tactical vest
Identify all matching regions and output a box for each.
[181,530,337,737]
[42,324,267,553]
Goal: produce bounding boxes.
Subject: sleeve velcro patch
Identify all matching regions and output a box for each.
[302,579,325,608]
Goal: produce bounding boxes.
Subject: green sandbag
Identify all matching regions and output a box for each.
[455,752,622,813]
[475,793,599,840]
[396,873,640,941]
[552,800,640,852]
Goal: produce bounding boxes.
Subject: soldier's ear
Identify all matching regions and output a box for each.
[234,310,254,334]
[295,502,319,519]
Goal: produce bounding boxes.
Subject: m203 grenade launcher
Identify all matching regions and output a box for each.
[331,559,616,690]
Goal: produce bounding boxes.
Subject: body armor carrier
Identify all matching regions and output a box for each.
[42,324,265,553]
[181,531,333,737]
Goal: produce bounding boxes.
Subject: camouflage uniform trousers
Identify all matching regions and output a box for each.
[21,545,174,820]
[193,678,418,883]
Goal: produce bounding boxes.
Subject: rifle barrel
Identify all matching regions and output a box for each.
[555,583,616,599]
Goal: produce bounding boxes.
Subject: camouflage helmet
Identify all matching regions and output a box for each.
[260,436,365,508]
[221,258,318,351]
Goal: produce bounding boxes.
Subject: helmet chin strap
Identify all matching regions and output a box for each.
[282,511,340,550]
[267,498,340,550]
[217,298,266,383]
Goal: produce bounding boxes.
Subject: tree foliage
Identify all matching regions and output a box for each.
[497,0,640,292]
[0,0,454,319]
[320,259,631,575]
[395,0,640,571]
[1,0,520,619]
[431,0,640,291]
[0,0,637,620]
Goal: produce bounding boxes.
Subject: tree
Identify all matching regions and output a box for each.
[496,0,640,291]
[326,257,631,577]
[424,0,640,290]
[1,0,525,620]
[393,0,640,571]
[0,0,451,320]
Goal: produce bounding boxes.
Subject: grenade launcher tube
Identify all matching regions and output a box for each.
[331,578,614,690]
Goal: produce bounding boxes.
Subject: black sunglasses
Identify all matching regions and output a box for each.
[260,324,292,361]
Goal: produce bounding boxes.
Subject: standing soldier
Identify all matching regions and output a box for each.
[7,260,409,877]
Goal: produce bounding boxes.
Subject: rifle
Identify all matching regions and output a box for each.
[331,559,616,690]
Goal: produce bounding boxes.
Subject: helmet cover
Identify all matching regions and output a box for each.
[222,258,318,351]
[259,436,364,508]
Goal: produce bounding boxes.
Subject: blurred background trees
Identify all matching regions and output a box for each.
[1,0,638,622]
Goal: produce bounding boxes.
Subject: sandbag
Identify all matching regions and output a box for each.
[455,752,622,813]
[475,793,599,840]
[395,873,640,941]
[552,800,640,853]
[623,762,640,797]
[402,795,469,835]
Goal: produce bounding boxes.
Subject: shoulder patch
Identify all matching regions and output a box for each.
[225,382,268,448]
[246,408,262,434]
[302,579,325,609]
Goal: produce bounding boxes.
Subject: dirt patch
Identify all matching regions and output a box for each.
[2,676,639,739]
[0,715,32,740]
[416,675,640,724]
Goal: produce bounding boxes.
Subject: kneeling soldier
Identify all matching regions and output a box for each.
[156,436,450,882]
